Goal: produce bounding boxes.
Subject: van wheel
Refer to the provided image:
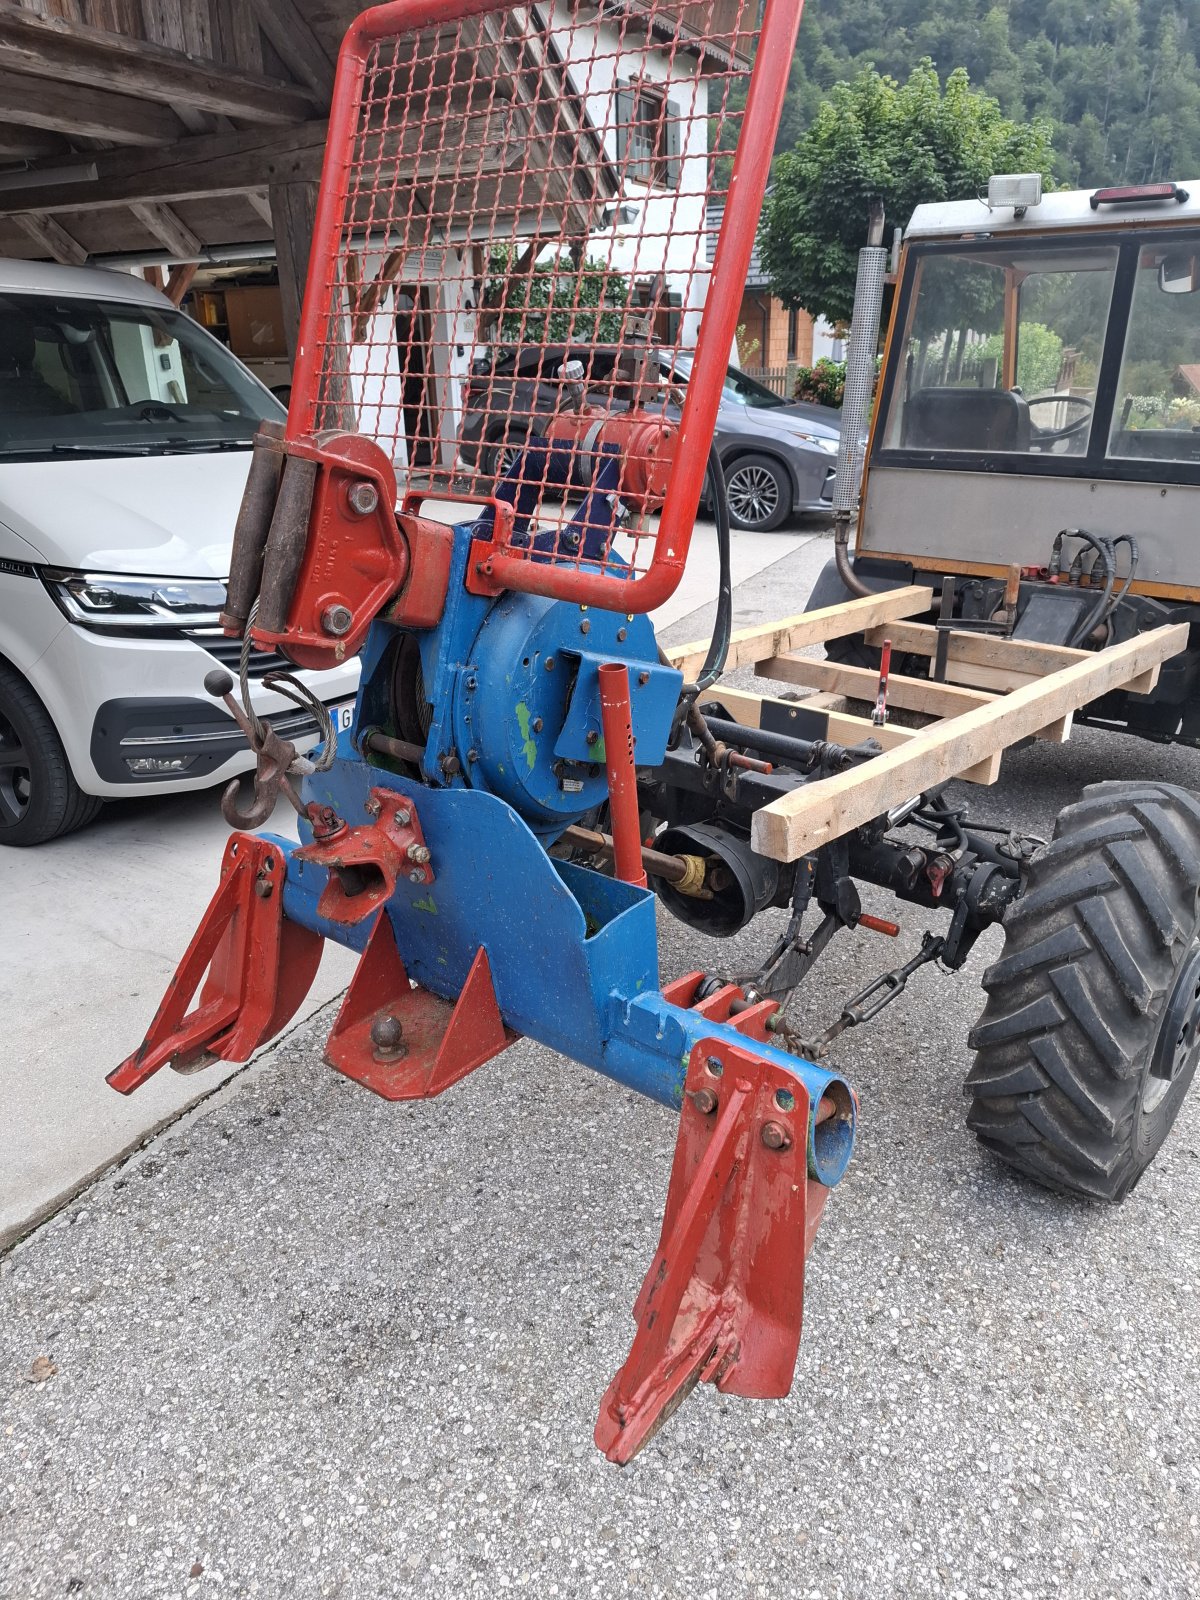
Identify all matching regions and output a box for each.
[965,781,1200,1201]
[0,663,102,846]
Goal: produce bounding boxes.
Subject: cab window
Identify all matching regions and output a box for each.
[883,245,1118,458]
[1108,245,1200,464]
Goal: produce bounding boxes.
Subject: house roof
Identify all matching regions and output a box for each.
[706,201,770,289]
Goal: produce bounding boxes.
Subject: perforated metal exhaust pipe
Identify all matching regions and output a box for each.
[833,201,889,597]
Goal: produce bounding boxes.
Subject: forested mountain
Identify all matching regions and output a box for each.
[777,0,1200,188]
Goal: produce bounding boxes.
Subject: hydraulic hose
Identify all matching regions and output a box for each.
[695,444,733,691]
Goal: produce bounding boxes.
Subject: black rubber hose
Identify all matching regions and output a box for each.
[1059,528,1115,648]
[695,445,733,691]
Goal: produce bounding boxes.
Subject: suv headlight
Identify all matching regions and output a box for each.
[40,569,226,633]
[796,433,839,455]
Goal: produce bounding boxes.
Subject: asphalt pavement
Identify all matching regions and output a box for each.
[3,536,1199,1599]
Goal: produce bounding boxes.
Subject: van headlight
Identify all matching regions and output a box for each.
[40,569,226,632]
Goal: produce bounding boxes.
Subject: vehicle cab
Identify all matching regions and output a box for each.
[845,178,1200,742]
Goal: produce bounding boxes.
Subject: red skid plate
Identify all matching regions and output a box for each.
[595,1036,829,1465]
[107,835,324,1095]
[324,912,518,1100]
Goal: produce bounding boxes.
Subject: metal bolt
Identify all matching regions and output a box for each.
[705,1055,724,1077]
[689,1087,719,1115]
[466,748,479,763]
[394,808,411,827]
[406,842,431,864]
[545,657,556,671]
[761,1120,792,1151]
[441,753,462,778]
[531,717,543,733]
[580,620,591,635]
[616,627,627,642]
[370,1014,406,1061]
[586,730,599,747]
[637,671,650,686]
[409,867,427,884]
[365,797,382,818]
[321,603,353,637]
[347,479,379,516]
[254,875,273,899]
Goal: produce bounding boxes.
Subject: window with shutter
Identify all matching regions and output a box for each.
[612,80,681,190]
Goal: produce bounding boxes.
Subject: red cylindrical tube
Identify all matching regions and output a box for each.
[598,662,647,889]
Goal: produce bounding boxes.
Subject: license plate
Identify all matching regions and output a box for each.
[331,699,357,734]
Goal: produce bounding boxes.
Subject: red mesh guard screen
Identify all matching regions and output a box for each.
[289,0,803,612]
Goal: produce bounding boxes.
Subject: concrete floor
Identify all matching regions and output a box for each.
[2,626,1198,1598]
[0,516,832,1248]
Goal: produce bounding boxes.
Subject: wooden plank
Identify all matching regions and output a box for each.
[752,625,1189,863]
[864,621,1089,676]
[130,198,201,258]
[759,654,997,718]
[708,685,1002,785]
[0,119,330,214]
[0,2,316,123]
[0,64,186,144]
[12,210,86,264]
[665,584,933,682]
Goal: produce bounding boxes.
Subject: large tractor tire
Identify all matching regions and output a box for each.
[965,781,1200,1201]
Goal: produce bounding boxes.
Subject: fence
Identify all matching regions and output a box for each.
[739,364,796,398]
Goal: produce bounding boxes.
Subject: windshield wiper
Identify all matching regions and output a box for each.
[47,442,156,455]
[150,436,256,453]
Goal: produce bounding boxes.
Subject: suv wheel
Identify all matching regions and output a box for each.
[0,662,103,846]
[724,453,790,532]
[481,429,529,482]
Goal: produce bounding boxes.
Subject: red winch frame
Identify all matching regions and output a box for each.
[269,0,804,636]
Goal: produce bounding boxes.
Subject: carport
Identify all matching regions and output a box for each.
[0,1,345,348]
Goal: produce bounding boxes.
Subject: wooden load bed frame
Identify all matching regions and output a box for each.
[665,586,1188,865]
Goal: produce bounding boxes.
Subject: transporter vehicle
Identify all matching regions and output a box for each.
[0,261,358,847]
[110,0,1196,1465]
[458,342,839,528]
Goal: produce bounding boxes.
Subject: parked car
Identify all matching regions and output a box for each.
[0,260,358,847]
[457,342,840,531]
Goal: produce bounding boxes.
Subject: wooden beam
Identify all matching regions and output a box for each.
[0,119,330,215]
[130,199,202,258]
[665,585,934,682]
[707,685,1001,785]
[759,654,998,719]
[245,189,273,227]
[246,0,335,99]
[864,621,1089,676]
[12,211,87,265]
[752,625,1189,863]
[165,259,197,306]
[0,3,317,124]
[0,65,187,145]
[0,124,68,160]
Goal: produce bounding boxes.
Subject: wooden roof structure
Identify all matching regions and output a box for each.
[0,1,359,266]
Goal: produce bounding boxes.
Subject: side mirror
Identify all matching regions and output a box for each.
[1158,251,1200,294]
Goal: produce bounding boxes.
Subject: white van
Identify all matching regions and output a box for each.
[0,261,358,846]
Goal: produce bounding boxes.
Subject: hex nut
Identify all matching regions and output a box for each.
[322,603,353,637]
[347,479,379,516]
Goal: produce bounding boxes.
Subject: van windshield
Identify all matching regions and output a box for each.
[0,292,284,460]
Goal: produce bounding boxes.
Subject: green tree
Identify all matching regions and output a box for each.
[767,0,1200,191]
[483,248,629,345]
[762,61,1055,325]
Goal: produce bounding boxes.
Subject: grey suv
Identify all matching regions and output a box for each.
[458,344,840,531]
